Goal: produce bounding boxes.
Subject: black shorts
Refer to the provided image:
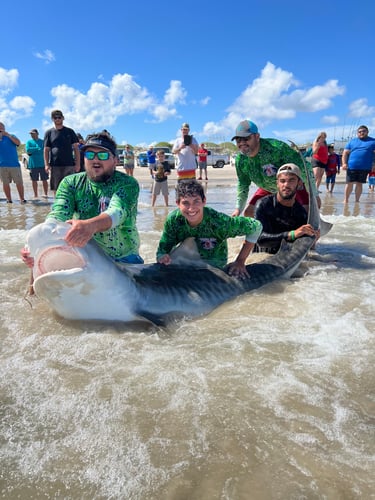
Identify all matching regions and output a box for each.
[311,158,327,169]
[29,167,49,182]
[50,166,75,191]
[346,169,369,183]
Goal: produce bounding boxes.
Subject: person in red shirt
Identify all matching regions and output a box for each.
[311,131,329,191]
[197,143,208,181]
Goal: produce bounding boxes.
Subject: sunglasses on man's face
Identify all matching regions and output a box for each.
[236,135,253,144]
[53,116,63,120]
[84,151,111,161]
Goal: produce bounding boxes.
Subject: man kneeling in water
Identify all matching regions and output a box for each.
[21,131,143,269]
[156,180,262,279]
[254,163,319,254]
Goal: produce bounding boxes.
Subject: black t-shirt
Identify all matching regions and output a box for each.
[44,126,78,166]
[254,194,308,253]
[153,160,171,182]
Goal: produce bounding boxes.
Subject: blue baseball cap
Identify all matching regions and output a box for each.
[231,120,259,141]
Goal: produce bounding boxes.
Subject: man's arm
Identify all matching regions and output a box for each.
[4,133,20,146]
[64,214,112,247]
[44,146,51,169]
[232,155,251,216]
[341,149,350,170]
[73,143,80,172]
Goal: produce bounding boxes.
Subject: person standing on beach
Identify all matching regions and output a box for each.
[123,145,135,176]
[44,110,80,195]
[197,143,208,180]
[147,146,156,179]
[325,144,340,194]
[151,150,170,207]
[311,131,328,191]
[231,119,319,218]
[0,122,26,204]
[172,123,199,181]
[341,125,375,203]
[25,129,49,199]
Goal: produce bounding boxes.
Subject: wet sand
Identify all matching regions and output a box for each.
[9,163,374,219]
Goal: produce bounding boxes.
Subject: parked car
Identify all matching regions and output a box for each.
[116,148,125,166]
[206,150,230,169]
[136,152,148,167]
[164,152,175,169]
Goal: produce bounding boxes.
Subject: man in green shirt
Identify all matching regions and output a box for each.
[157,180,262,279]
[231,120,320,217]
[22,132,143,267]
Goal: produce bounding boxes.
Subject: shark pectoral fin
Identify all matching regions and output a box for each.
[320,217,333,237]
[169,237,206,266]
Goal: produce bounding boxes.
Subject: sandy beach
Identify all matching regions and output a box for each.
[15,162,375,220]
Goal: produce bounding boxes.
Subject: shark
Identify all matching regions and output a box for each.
[27,160,331,326]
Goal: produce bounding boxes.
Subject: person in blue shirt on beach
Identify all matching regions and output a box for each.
[342,125,375,203]
[0,122,26,203]
[25,129,49,199]
[147,146,156,179]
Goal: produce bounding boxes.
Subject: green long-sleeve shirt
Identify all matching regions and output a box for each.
[157,206,262,268]
[47,171,140,260]
[235,138,317,212]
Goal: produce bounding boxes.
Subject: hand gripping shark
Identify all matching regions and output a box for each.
[26,159,331,326]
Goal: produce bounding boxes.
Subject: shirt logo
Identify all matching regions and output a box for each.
[262,164,278,176]
[199,238,217,250]
[99,196,110,212]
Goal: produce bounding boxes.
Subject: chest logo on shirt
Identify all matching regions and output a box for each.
[198,238,217,250]
[99,196,110,212]
[262,164,278,176]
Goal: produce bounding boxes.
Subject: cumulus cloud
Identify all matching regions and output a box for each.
[0,67,35,125]
[348,98,375,118]
[33,49,55,64]
[202,62,346,139]
[43,75,187,131]
[322,115,340,125]
[0,68,19,94]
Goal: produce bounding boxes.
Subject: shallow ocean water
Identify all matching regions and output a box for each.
[0,180,374,499]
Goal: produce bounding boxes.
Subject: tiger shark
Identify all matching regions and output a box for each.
[26,162,331,326]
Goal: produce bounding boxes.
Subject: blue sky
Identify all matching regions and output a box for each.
[1,0,374,148]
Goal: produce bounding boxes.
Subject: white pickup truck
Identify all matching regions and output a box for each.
[205,150,230,169]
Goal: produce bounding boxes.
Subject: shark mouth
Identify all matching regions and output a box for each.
[35,246,87,277]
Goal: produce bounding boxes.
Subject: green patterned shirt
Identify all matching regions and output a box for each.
[157,206,262,268]
[47,171,140,260]
[235,138,317,212]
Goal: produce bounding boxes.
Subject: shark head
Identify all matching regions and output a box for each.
[27,219,141,322]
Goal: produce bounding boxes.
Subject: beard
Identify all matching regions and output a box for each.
[279,188,297,201]
[86,167,114,183]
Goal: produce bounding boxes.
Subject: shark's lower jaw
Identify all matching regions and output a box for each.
[35,246,86,278]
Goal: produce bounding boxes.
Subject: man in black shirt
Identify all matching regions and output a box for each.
[44,110,80,194]
[254,163,319,254]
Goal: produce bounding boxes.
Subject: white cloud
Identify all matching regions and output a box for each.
[322,115,340,124]
[44,74,186,131]
[0,67,35,125]
[202,62,346,139]
[0,68,19,94]
[200,96,210,106]
[163,80,187,107]
[33,49,55,64]
[348,98,375,118]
